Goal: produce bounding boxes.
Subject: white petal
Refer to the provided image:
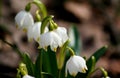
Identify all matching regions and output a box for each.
[15,10,34,31]
[27,22,48,42]
[27,25,34,41]
[66,57,78,76]
[38,31,62,51]
[55,27,69,44]
[32,22,41,41]
[15,11,26,28]
[102,76,110,78]
[66,55,87,77]
[22,75,34,78]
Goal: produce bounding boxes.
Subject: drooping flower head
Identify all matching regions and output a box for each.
[66,55,88,77]
[38,31,62,51]
[15,10,34,32]
[38,26,69,51]
[54,27,69,44]
[35,15,69,51]
[27,22,48,42]
[102,76,110,78]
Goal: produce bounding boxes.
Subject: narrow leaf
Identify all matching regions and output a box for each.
[22,53,35,76]
[42,47,58,77]
[68,25,81,55]
[34,49,43,78]
[86,45,108,74]
[42,72,55,78]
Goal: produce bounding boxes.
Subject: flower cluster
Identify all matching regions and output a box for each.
[15,10,68,51]
[14,0,109,78]
[15,7,88,77]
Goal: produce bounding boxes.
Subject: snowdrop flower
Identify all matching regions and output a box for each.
[66,55,88,77]
[102,76,110,78]
[15,10,34,32]
[54,27,69,44]
[38,26,68,51]
[22,75,34,78]
[27,22,48,42]
[38,31,62,51]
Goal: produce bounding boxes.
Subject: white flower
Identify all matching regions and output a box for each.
[65,55,88,77]
[102,76,110,78]
[38,26,68,51]
[15,10,34,32]
[27,22,48,42]
[54,27,69,44]
[22,75,34,78]
[38,31,62,51]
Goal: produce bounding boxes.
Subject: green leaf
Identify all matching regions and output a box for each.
[57,40,70,78]
[42,72,55,78]
[0,39,35,76]
[34,49,43,78]
[42,47,58,77]
[57,40,70,69]
[22,53,35,76]
[86,45,108,75]
[68,24,81,55]
[0,40,35,76]
[76,46,107,78]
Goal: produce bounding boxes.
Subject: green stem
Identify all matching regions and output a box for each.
[86,68,98,78]
[35,10,41,21]
[57,40,70,69]
[66,47,75,56]
[100,67,108,78]
[33,0,47,19]
[58,69,61,78]
[87,67,108,78]
[40,51,43,78]
[25,0,47,19]
[40,15,53,34]
[0,39,22,57]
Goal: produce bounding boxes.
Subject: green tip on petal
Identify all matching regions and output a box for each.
[37,37,40,42]
[28,38,33,42]
[71,73,77,77]
[104,45,108,48]
[82,67,87,73]
[53,48,57,52]
[23,28,27,33]
[16,25,19,29]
